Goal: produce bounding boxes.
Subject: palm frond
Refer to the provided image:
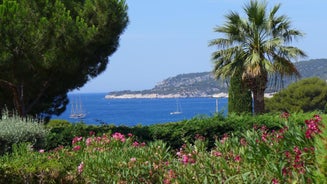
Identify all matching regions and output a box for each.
[208,38,232,49]
[272,56,300,77]
[209,0,306,92]
[278,46,307,60]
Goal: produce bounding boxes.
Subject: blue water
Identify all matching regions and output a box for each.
[54,93,228,126]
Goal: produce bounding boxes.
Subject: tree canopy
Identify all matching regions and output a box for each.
[209,0,306,114]
[265,77,327,113]
[0,0,128,118]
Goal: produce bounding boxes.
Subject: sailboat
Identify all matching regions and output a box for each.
[70,96,86,119]
[170,99,182,115]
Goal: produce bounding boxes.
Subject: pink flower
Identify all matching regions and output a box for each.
[272,178,279,184]
[294,155,301,163]
[73,145,81,151]
[132,141,139,147]
[212,151,222,157]
[130,157,136,162]
[234,155,241,162]
[195,134,205,141]
[89,131,95,136]
[220,133,229,144]
[285,151,291,159]
[112,132,126,142]
[280,112,290,119]
[182,155,189,164]
[96,136,102,142]
[305,115,323,139]
[240,138,247,146]
[260,125,267,132]
[77,162,84,174]
[282,167,289,176]
[72,136,83,144]
[163,179,170,184]
[293,146,302,155]
[261,132,268,142]
[39,149,45,153]
[86,138,92,146]
[128,133,133,137]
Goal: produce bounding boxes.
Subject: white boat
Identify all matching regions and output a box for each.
[170,99,182,115]
[70,96,86,119]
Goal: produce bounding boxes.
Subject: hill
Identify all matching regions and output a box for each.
[105,59,327,98]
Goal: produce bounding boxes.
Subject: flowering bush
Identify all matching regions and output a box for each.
[0,113,325,183]
[313,114,327,183]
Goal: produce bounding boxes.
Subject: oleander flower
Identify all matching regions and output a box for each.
[73,145,81,151]
[77,162,84,174]
[72,136,83,144]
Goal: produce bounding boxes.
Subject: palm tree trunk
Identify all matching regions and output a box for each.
[252,89,265,115]
[251,73,267,115]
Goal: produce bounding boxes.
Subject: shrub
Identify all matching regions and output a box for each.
[0,114,324,183]
[147,114,226,149]
[44,122,152,150]
[45,112,322,152]
[314,115,327,182]
[46,119,72,129]
[266,77,327,113]
[0,143,82,183]
[0,110,48,155]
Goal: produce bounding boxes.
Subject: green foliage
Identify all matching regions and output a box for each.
[0,110,48,155]
[147,114,226,150]
[146,113,288,150]
[45,113,319,151]
[313,117,327,182]
[266,77,327,113]
[46,119,72,129]
[44,122,152,150]
[0,0,128,118]
[45,122,87,150]
[1,113,325,183]
[228,70,252,114]
[0,143,82,183]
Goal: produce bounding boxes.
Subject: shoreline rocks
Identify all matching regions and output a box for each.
[104,92,275,99]
[104,93,229,99]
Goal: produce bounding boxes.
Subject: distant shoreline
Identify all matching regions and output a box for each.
[104,92,275,99]
[105,93,229,99]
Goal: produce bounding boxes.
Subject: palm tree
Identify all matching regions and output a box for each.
[209,0,306,114]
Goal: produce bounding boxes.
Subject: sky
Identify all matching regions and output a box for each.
[76,0,327,93]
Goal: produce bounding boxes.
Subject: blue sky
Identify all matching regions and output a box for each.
[77,0,327,93]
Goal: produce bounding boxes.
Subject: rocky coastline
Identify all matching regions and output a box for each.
[104,92,229,99]
[104,92,276,99]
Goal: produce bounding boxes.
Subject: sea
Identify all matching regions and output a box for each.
[53,93,228,127]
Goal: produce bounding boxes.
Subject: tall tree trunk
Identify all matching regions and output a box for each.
[251,73,268,115]
[0,79,25,116]
[252,88,265,115]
